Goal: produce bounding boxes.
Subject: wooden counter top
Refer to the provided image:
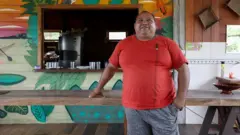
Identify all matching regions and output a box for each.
[0,90,122,106]
[186,90,240,106]
[0,90,240,106]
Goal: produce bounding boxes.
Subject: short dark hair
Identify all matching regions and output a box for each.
[135,11,155,21]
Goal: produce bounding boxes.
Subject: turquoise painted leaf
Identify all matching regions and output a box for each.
[27,15,38,46]
[89,81,98,90]
[31,105,46,123]
[0,74,26,86]
[112,79,123,90]
[70,85,81,90]
[131,0,138,4]
[83,0,99,4]
[109,0,123,4]
[4,106,28,115]
[42,106,54,117]
[0,109,7,118]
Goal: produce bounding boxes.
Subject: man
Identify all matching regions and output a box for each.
[89,11,190,135]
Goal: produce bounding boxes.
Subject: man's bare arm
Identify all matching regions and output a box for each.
[95,63,118,92]
[176,63,190,99]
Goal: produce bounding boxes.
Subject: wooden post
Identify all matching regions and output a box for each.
[124,115,127,135]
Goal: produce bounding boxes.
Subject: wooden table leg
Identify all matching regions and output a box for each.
[219,106,240,135]
[199,106,240,135]
[124,115,127,135]
[198,106,217,135]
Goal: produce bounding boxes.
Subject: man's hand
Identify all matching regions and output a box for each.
[88,89,104,98]
[174,63,190,110]
[173,95,185,110]
[88,63,117,98]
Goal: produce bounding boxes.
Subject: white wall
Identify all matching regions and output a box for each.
[185,42,240,124]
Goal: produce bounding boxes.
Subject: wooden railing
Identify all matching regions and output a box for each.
[0,90,240,106]
[1,90,240,135]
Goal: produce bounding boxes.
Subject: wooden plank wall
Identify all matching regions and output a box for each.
[186,0,240,43]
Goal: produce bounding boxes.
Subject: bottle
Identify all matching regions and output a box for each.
[221,61,225,77]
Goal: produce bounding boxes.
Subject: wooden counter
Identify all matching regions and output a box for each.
[0,89,240,106]
[1,89,240,135]
[186,90,240,106]
[0,90,122,106]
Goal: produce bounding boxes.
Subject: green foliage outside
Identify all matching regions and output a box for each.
[226,25,240,53]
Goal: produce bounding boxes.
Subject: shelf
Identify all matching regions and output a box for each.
[34,68,123,73]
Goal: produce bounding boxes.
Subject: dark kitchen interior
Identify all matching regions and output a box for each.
[43,8,138,69]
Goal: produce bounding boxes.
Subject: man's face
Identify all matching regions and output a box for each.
[134,12,156,39]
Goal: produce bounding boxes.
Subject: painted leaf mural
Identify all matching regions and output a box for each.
[33,73,86,122]
[109,0,123,4]
[0,109,7,119]
[131,0,138,4]
[21,0,58,46]
[66,80,124,123]
[0,74,26,86]
[27,15,38,46]
[31,105,46,123]
[42,105,54,117]
[21,0,58,15]
[4,106,28,115]
[24,45,37,67]
[158,16,173,39]
[83,0,99,4]
[31,90,54,122]
[88,81,99,90]
[112,79,123,90]
[65,105,124,123]
[35,73,86,90]
[70,85,82,90]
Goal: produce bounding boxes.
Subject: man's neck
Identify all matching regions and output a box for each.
[136,34,156,41]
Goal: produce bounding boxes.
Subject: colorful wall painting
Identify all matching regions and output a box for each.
[0,0,173,124]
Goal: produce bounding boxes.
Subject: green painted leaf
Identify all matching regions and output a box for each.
[131,0,138,4]
[60,73,86,90]
[21,0,58,15]
[24,45,37,68]
[31,105,46,123]
[35,73,86,90]
[159,16,173,39]
[42,106,54,117]
[109,0,123,4]
[4,106,28,115]
[35,73,61,90]
[27,15,38,45]
[70,85,81,90]
[83,0,99,4]
[0,109,7,118]
[112,79,122,90]
[89,81,98,90]
[0,74,26,86]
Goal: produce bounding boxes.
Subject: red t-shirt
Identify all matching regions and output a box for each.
[109,35,188,110]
